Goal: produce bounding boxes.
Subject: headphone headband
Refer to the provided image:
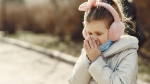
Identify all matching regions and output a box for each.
[96,2,121,22]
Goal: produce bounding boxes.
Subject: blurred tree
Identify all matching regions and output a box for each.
[133,0,150,33]
[1,0,7,32]
[4,0,24,3]
[51,0,63,40]
[1,0,24,34]
[133,0,150,59]
[51,0,85,41]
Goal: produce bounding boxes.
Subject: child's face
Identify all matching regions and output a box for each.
[85,20,109,45]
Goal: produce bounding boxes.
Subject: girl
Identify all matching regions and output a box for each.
[68,0,139,84]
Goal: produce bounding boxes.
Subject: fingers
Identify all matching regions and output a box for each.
[91,36,97,48]
[84,40,90,51]
[88,36,94,49]
[85,35,99,49]
[83,41,88,53]
[95,40,99,48]
[89,36,100,49]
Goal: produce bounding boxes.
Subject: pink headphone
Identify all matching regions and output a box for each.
[79,0,125,41]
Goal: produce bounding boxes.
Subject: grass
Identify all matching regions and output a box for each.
[138,56,150,82]
[5,31,150,83]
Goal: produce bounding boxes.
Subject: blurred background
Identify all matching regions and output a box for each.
[0,0,150,83]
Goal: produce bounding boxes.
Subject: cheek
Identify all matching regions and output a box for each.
[97,36,104,45]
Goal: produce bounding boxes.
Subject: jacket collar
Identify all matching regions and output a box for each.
[103,35,139,57]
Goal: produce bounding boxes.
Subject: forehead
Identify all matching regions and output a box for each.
[85,20,108,32]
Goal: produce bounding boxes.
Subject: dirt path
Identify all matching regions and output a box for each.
[0,42,73,84]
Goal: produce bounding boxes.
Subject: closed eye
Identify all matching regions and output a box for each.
[88,33,92,35]
[97,33,102,35]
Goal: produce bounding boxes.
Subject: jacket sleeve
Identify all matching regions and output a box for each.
[88,49,138,84]
[68,49,92,84]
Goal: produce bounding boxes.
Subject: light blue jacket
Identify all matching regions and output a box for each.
[68,35,139,84]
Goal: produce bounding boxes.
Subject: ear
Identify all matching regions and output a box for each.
[78,2,89,11]
[82,28,88,39]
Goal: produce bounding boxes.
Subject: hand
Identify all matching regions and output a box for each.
[83,36,102,62]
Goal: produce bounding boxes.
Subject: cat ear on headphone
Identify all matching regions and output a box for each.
[78,2,89,11]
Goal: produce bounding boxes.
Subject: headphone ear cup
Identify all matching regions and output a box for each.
[109,22,125,41]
